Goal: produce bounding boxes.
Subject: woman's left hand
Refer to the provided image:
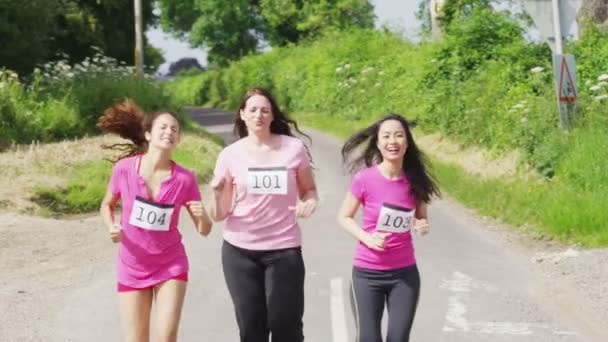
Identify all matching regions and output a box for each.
[295,198,318,218]
[413,218,430,236]
[186,201,205,218]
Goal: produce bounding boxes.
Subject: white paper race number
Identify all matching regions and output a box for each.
[376,203,415,233]
[247,167,288,195]
[129,196,175,231]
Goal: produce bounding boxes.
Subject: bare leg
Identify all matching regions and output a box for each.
[119,289,153,342]
[153,279,188,342]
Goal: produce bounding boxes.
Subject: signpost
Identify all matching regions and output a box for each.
[522,0,583,129]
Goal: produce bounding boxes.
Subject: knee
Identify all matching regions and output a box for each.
[155,326,178,342]
[124,329,149,342]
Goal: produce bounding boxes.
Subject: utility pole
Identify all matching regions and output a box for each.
[134,0,144,76]
[430,0,445,40]
[523,0,582,130]
[552,0,564,54]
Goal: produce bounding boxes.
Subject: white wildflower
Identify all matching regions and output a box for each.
[589,85,601,91]
[598,74,608,81]
[336,66,343,73]
[374,82,382,87]
[513,103,525,109]
[378,71,385,76]
[530,67,544,73]
[0,82,5,89]
[594,94,608,101]
[344,64,351,69]
[520,117,528,123]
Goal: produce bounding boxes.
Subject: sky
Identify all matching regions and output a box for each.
[146,0,421,74]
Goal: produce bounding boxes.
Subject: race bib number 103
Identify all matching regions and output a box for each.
[375,203,415,233]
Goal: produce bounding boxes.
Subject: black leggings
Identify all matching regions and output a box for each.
[350,265,420,342]
[222,240,305,342]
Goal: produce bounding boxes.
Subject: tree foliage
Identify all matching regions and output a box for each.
[0,0,163,75]
[158,0,375,67]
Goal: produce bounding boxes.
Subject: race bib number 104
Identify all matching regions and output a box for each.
[375,203,415,233]
[247,167,288,195]
[129,196,175,231]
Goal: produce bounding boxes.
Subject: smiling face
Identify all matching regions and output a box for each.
[145,113,180,151]
[239,94,273,135]
[376,119,407,162]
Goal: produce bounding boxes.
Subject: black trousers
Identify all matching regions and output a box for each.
[222,240,305,342]
[350,265,420,342]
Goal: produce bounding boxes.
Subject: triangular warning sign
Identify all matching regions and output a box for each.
[559,56,577,102]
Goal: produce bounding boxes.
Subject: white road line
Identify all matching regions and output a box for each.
[441,271,579,336]
[330,277,349,342]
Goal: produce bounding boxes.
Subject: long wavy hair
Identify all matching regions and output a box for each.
[341,113,440,203]
[234,87,313,164]
[96,98,180,162]
[234,87,309,140]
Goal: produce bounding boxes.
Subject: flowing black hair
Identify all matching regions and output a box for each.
[341,113,440,203]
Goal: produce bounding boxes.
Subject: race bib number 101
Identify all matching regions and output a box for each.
[129,196,175,231]
[376,203,415,233]
[247,167,288,195]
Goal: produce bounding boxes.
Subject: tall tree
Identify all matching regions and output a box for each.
[0,0,163,75]
[0,0,58,75]
[158,0,375,67]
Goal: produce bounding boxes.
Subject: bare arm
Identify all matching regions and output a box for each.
[209,173,233,221]
[186,201,213,236]
[414,201,430,236]
[295,165,318,218]
[100,188,121,243]
[415,201,428,219]
[297,165,318,201]
[336,192,388,251]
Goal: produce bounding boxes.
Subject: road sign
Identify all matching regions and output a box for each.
[552,54,578,129]
[522,0,583,52]
[553,54,577,102]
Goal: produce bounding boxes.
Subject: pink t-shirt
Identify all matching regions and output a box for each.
[109,156,201,288]
[213,135,311,250]
[350,166,418,270]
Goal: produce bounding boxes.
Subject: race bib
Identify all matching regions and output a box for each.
[247,167,288,195]
[129,196,175,231]
[376,203,415,233]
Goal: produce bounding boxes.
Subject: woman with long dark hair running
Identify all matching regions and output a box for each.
[337,113,440,342]
[210,87,318,342]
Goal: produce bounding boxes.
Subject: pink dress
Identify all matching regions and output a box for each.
[108,155,201,290]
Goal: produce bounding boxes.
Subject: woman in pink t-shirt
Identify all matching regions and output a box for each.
[337,113,440,342]
[98,99,212,342]
[210,87,318,342]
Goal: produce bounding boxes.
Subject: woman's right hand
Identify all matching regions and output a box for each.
[362,231,391,251]
[109,223,122,243]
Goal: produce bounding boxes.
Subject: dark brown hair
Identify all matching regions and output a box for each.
[234,87,309,141]
[97,98,180,162]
